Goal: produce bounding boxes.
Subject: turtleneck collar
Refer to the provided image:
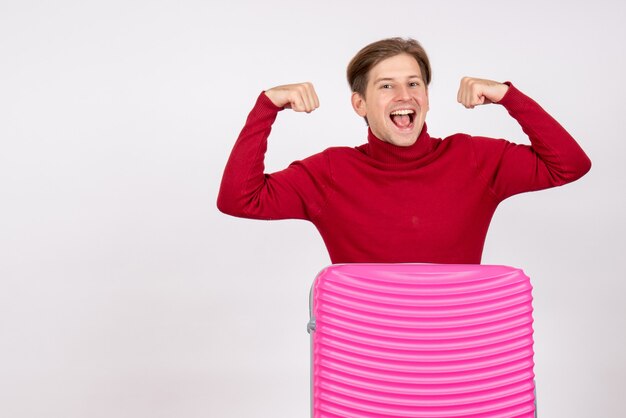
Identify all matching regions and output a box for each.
[363,123,435,165]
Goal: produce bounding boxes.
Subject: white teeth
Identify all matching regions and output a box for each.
[390,109,415,115]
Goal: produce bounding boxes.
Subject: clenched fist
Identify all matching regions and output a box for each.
[264,82,320,113]
[457,77,509,109]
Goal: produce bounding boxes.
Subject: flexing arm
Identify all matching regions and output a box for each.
[458,78,591,200]
[217,83,330,220]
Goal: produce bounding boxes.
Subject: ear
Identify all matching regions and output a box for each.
[351,92,367,117]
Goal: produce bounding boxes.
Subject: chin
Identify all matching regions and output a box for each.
[386,123,421,146]
[372,122,420,147]
[388,132,419,147]
[393,138,418,147]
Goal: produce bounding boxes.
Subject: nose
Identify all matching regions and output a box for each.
[395,85,411,101]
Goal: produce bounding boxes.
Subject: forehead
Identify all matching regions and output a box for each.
[368,53,423,83]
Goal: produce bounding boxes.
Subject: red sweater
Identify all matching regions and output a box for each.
[217,84,591,264]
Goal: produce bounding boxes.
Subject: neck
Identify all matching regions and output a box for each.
[365,124,433,164]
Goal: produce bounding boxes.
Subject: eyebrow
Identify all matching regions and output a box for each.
[374,75,423,84]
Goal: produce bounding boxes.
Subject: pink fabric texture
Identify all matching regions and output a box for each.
[311,264,535,417]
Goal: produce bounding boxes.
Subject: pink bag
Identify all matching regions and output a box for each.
[308,264,536,417]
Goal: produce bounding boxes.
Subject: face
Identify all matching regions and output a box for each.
[352,53,429,147]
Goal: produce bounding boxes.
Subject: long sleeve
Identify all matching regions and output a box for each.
[217,92,332,221]
[470,83,592,201]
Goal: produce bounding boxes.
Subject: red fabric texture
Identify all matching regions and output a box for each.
[218,84,591,264]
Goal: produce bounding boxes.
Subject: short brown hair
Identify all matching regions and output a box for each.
[347,37,432,96]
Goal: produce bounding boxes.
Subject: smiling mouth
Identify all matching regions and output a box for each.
[389,109,415,129]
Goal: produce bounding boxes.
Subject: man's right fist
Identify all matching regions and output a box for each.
[264,82,320,113]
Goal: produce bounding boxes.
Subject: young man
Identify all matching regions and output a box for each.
[217,38,591,264]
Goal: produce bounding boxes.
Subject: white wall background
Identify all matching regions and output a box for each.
[1,1,624,417]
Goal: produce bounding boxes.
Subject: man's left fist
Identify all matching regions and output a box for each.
[457,77,509,109]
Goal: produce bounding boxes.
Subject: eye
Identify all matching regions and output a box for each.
[409,81,420,87]
[381,84,392,89]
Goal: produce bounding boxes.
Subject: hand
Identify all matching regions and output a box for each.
[457,77,509,109]
[264,82,320,113]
